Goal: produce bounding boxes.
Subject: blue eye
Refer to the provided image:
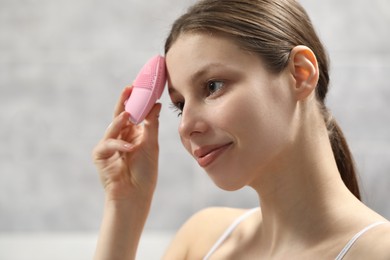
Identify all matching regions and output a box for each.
[207,80,224,95]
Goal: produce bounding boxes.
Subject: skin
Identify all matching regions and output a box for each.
[93,86,162,260]
[164,33,390,259]
[92,32,390,260]
[167,33,298,192]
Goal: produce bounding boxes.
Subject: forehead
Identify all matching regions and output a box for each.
[165,33,262,89]
[167,32,242,59]
[166,33,245,68]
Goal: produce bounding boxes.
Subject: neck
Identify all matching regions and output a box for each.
[249,110,360,253]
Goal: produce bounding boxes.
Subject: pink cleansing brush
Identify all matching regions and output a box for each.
[125,55,166,124]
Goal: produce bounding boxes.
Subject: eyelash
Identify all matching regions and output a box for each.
[169,102,184,117]
[169,80,226,117]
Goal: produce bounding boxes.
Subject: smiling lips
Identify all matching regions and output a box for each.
[194,142,233,167]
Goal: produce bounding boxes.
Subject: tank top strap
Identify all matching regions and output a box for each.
[335,221,388,260]
[203,207,260,260]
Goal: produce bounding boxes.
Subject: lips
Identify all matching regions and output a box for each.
[194,142,233,167]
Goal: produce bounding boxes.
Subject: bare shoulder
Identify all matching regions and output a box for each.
[348,222,390,260]
[162,207,250,260]
[364,222,390,259]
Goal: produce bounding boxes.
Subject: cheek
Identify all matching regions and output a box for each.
[221,91,265,127]
[227,86,294,157]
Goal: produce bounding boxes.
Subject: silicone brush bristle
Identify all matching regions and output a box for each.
[133,55,165,95]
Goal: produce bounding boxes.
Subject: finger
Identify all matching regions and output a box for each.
[104,111,132,140]
[93,139,135,161]
[113,86,132,118]
[142,103,162,145]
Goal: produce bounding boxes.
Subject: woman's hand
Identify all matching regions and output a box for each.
[92,86,162,202]
[92,86,162,260]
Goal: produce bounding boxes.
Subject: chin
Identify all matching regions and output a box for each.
[210,175,248,192]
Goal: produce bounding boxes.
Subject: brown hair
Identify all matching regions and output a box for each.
[165,0,360,199]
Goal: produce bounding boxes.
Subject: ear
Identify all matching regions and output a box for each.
[288,45,319,101]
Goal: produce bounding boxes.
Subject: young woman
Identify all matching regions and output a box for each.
[92,0,390,259]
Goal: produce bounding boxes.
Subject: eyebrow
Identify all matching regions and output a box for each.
[168,62,230,95]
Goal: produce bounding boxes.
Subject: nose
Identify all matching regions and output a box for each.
[178,102,208,140]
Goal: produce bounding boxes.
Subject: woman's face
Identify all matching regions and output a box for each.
[166,33,297,191]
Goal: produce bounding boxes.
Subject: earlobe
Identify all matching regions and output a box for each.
[289,45,319,101]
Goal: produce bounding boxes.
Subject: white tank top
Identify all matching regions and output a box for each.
[203,208,387,260]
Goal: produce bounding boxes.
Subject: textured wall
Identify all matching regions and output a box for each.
[0,0,389,232]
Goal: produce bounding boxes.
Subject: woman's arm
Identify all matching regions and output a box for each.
[94,198,151,260]
[92,86,161,260]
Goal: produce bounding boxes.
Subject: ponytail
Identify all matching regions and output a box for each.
[325,112,361,200]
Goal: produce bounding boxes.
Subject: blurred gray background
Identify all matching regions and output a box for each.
[0,0,389,259]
